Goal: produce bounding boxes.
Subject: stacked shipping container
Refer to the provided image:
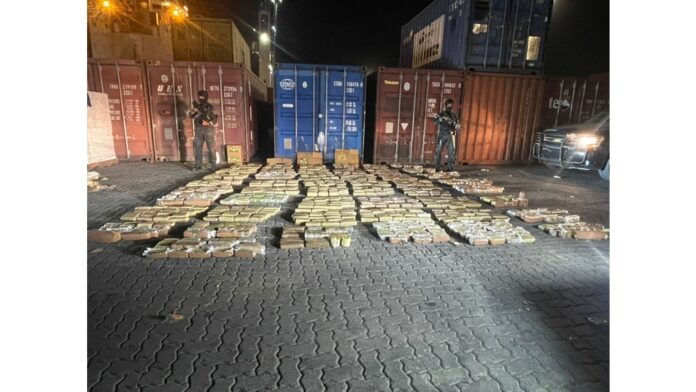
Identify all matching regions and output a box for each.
[400,0,552,73]
[87,59,265,163]
[171,17,252,71]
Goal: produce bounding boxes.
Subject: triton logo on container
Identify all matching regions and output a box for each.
[279,79,296,90]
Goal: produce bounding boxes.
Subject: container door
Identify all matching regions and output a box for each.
[458,73,544,164]
[243,76,258,160]
[212,65,245,160]
[467,0,511,69]
[340,68,365,160]
[147,63,195,162]
[318,67,366,162]
[274,65,317,158]
[91,61,152,160]
[507,0,550,70]
[574,76,609,124]
[374,71,419,163]
[197,65,225,163]
[418,72,465,162]
[222,65,252,161]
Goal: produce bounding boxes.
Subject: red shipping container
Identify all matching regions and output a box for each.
[457,72,544,164]
[87,59,154,161]
[145,61,261,163]
[372,67,466,164]
[539,73,609,130]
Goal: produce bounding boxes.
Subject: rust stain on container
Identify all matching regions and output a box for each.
[87,59,154,161]
[145,61,261,163]
[372,67,466,164]
[458,72,544,164]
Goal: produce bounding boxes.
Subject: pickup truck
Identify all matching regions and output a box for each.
[533,112,610,180]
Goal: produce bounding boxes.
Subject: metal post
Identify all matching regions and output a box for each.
[341,68,347,149]
[361,69,366,164]
[203,22,209,61]
[312,67,316,150]
[218,66,226,146]
[523,0,534,70]
[324,66,329,155]
[294,65,299,154]
[554,79,564,127]
[420,73,431,162]
[567,80,577,125]
[187,65,195,134]
[509,0,520,68]
[483,2,492,68]
[498,0,508,69]
[142,62,157,162]
[186,24,191,61]
[394,72,403,162]
[114,63,131,159]
[591,81,600,118]
[97,62,105,93]
[437,73,446,161]
[171,65,182,162]
[242,74,250,162]
[577,81,587,123]
[409,73,418,162]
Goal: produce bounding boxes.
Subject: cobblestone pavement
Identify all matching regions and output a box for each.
[88,162,609,392]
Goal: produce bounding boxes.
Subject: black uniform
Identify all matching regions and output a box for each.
[189,90,218,170]
[433,100,459,171]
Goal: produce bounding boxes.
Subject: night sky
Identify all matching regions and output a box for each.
[184,0,608,76]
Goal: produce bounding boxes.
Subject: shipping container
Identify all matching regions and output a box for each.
[88,19,174,62]
[400,0,552,73]
[539,73,609,130]
[457,72,544,164]
[273,63,366,163]
[87,59,155,161]
[145,61,262,163]
[369,67,466,164]
[171,17,252,72]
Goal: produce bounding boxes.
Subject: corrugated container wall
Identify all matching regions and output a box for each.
[87,59,155,161]
[274,64,366,163]
[457,72,544,164]
[87,59,263,163]
[370,67,466,164]
[171,17,252,73]
[400,0,552,73]
[88,19,174,62]
[145,61,260,163]
[539,73,609,130]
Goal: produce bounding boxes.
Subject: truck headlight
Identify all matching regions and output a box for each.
[566,133,603,148]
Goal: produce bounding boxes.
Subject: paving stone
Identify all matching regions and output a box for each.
[88,163,609,391]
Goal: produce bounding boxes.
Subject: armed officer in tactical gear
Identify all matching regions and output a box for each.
[433,98,460,172]
[188,90,219,171]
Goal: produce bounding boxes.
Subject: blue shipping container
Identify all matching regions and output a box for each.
[399,0,552,73]
[273,63,366,162]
